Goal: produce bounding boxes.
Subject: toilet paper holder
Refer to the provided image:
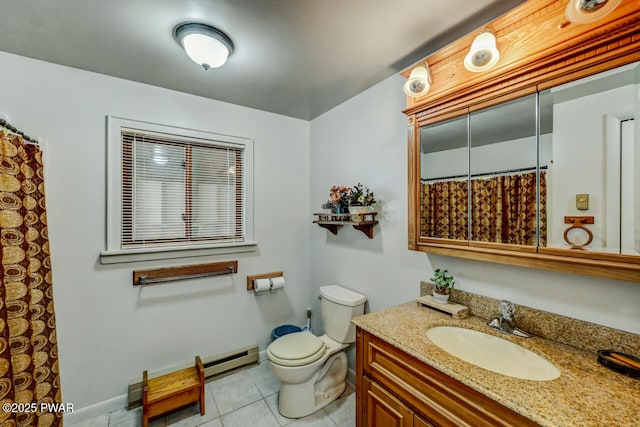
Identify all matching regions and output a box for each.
[247,271,284,291]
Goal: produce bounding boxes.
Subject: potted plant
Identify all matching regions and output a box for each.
[430,268,455,304]
[348,182,376,221]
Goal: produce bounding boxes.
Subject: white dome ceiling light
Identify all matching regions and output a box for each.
[174,23,234,70]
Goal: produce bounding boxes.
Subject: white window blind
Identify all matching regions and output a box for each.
[121,130,244,248]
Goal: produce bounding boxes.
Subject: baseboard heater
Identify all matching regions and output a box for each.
[127,344,259,409]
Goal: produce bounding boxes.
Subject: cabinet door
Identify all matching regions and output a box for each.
[363,377,414,427]
[414,415,436,427]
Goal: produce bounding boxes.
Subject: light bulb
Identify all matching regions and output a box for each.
[565,0,622,24]
[182,33,230,70]
[403,66,431,97]
[464,31,500,72]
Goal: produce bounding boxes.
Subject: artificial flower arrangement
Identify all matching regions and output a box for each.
[321,183,376,213]
[330,185,351,210]
[349,182,376,206]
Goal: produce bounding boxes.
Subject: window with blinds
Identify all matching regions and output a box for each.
[121,129,244,248]
[103,117,254,263]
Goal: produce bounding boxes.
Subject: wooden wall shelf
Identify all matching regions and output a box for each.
[313,212,378,239]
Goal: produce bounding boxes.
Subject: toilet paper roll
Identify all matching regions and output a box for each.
[253,276,285,293]
[253,279,271,293]
[269,276,285,290]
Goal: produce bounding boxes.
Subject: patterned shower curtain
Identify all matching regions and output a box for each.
[421,171,546,246]
[421,179,469,240]
[0,130,62,426]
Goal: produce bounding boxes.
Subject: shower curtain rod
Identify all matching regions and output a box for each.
[0,118,39,145]
[422,165,548,183]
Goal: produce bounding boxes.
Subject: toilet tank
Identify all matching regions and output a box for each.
[320,285,366,344]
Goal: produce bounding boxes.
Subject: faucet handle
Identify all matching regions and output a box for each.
[498,300,515,320]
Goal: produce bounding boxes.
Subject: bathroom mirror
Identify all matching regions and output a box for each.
[418,64,639,254]
[469,94,540,247]
[539,62,640,255]
[420,114,468,240]
[419,94,542,247]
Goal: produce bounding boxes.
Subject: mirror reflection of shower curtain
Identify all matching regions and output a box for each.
[421,179,468,240]
[421,171,543,245]
[605,116,636,254]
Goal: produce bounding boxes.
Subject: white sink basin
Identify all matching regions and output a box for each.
[426,326,560,381]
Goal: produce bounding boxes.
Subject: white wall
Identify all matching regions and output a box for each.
[309,75,427,322]
[0,52,311,410]
[309,73,640,337]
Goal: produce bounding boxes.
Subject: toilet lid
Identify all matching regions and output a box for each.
[268,332,327,367]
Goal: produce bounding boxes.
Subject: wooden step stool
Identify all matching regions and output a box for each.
[142,355,205,426]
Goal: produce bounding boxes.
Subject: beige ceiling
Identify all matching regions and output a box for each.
[0,0,524,120]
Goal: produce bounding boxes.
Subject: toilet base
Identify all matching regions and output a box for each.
[277,351,348,418]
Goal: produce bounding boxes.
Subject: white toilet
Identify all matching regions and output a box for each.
[267,285,366,418]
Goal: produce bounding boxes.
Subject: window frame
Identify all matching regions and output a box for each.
[101,116,256,264]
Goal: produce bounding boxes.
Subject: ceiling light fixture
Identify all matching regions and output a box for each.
[464,30,500,73]
[564,0,622,25]
[174,22,234,70]
[403,64,432,98]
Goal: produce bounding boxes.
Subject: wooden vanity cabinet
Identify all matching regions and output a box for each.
[363,377,434,427]
[356,328,539,427]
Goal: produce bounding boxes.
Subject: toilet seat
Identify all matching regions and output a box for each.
[268,332,327,367]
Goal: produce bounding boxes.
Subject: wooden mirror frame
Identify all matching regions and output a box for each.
[404,0,640,282]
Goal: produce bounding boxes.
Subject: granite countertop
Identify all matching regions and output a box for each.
[352,301,640,427]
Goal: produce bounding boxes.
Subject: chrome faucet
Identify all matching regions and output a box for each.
[487,300,530,338]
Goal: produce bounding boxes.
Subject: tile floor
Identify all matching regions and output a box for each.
[72,363,355,427]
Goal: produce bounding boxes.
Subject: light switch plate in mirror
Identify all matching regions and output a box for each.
[576,194,589,210]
